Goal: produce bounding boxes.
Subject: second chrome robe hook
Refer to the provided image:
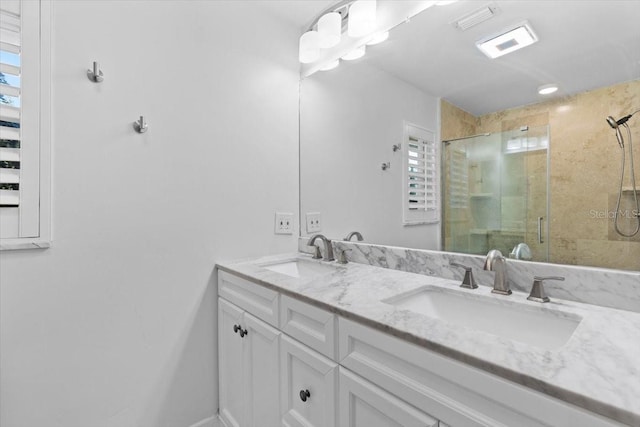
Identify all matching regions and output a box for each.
[133,116,148,133]
[87,61,104,83]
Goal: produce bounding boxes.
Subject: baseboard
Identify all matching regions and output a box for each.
[188,415,221,427]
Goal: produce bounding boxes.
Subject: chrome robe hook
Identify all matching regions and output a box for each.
[87,61,104,83]
[133,116,148,133]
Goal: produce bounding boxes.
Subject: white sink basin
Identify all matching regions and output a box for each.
[383,287,581,350]
[261,259,337,279]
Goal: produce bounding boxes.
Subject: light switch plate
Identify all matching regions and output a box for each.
[275,212,294,235]
[306,212,322,233]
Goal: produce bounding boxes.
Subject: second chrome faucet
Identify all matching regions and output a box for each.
[484,249,511,295]
[307,234,335,261]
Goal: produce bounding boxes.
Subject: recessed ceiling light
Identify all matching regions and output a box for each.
[538,84,559,95]
[476,22,538,59]
[342,45,366,61]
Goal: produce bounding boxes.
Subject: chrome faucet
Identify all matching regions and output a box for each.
[307,234,335,261]
[344,231,364,241]
[484,249,511,295]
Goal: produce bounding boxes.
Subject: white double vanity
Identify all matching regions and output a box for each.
[216,243,640,427]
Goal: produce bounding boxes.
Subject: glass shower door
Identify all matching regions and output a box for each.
[442,126,549,262]
[500,125,549,262]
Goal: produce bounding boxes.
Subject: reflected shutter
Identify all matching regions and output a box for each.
[403,123,439,224]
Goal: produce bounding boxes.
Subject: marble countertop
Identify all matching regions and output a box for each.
[217,253,640,425]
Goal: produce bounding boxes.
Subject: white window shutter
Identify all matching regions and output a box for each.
[403,123,439,225]
[0,0,51,247]
[0,1,21,211]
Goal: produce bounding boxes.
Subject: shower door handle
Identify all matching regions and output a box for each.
[537,217,544,244]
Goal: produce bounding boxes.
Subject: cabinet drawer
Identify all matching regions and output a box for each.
[339,318,622,427]
[280,335,338,427]
[280,295,336,360]
[339,367,438,427]
[218,270,279,327]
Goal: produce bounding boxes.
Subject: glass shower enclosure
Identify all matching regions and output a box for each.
[442,126,550,262]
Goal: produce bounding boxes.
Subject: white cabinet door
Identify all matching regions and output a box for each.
[219,298,281,427]
[339,367,439,427]
[219,299,245,427]
[281,335,338,427]
[244,311,281,427]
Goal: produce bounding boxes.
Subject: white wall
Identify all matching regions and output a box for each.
[300,61,440,249]
[0,2,300,427]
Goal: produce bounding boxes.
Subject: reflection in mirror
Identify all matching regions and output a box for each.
[442,125,549,263]
[300,0,640,271]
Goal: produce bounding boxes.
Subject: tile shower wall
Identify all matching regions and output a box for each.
[442,79,640,271]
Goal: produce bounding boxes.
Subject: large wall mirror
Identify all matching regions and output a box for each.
[300,0,640,271]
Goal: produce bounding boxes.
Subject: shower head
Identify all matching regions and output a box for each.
[607,110,639,129]
[608,114,633,129]
[607,111,638,148]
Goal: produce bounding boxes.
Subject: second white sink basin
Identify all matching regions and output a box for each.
[383,287,581,350]
[261,259,336,279]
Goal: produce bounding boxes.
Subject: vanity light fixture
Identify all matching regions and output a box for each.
[342,45,366,60]
[476,22,538,59]
[538,84,559,95]
[299,0,380,64]
[299,30,321,63]
[320,59,340,71]
[366,31,389,45]
[348,0,377,37]
[318,12,342,48]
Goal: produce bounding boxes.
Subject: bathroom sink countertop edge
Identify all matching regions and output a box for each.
[216,253,640,426]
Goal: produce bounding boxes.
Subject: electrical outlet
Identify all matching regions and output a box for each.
[274,212,294,235]
[306,212,322,233]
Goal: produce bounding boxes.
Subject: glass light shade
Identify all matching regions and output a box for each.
[348,0,376,38]
[318,12,342,49]
[366,31,389,45]
[320,60,340,71]
[342,45,366,60]
[299,31,321,63]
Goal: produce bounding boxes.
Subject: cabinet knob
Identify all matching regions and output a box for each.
[233,324,248,337]
[299,389,311,402]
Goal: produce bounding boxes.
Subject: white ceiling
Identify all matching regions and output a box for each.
[363,0,640,115]
[280,0,640,116]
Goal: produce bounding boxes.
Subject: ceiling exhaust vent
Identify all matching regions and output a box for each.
[453,4,498,31]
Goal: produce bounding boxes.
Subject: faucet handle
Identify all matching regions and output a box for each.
[311,245,322,259]
[527,276,565,303]
[450,262,478,289]
[337,249,351,264]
